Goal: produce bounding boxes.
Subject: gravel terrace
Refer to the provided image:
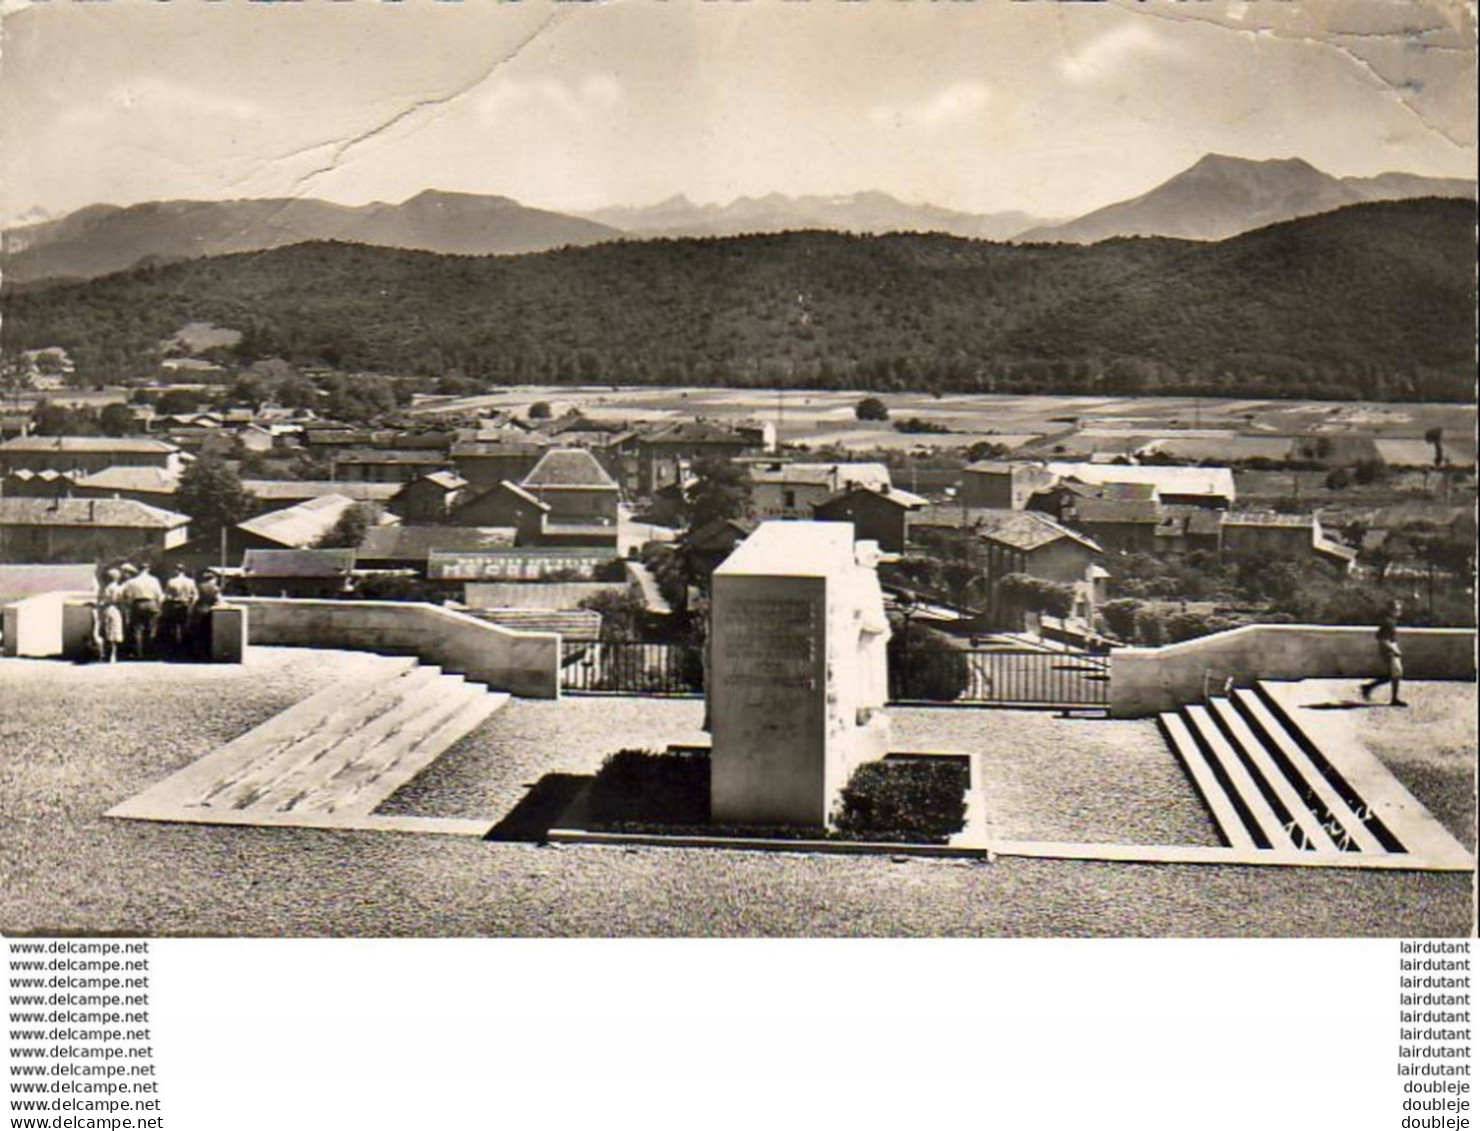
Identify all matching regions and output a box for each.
[1,650,1470,938]
[1327,681,1476,854]
[382,697,1219,846]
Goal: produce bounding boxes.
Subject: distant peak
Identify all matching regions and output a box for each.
[1187,153,1324,175]
[405,189,519,207]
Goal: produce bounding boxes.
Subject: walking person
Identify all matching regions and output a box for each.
[161,564,198,657]
[122,562,165,661]
[95,568,127,664]
[1360,600,1407,707]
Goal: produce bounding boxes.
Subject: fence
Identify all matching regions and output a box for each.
[891,647,1110,708]
[560,639,1109,708]
[560,640,704,696]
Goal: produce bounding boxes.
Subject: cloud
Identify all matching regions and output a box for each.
[1059,24,1180,85]
[477,74,623,124]
[868,81,992,130]
[60,76,260,128]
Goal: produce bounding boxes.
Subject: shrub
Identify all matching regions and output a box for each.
[832,759,969,844]
[350,574,441,602]
[586,748,709,826]
[1101,598,1141,641]
[854,396,889,421]
[888,621,970,701]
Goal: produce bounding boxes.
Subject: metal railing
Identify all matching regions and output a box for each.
[560,640,704,696]
[561,639,1109,707]
[890,647,1110,707]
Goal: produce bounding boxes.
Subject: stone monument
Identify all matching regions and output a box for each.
[708,521,891,827]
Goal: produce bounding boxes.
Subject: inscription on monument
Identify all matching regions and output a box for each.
[717,597,816,689]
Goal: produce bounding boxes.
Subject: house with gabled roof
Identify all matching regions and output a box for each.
[69,466,181,507]
[518,448,620,528]
[812,484,926,553]
[450,480,550,545]
[240,549,357,598]
[390,470,468,524]
[233,494,388,554]
[0,436,183,476]
[0,497,190,562]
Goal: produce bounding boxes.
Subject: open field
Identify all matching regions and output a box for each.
[1,650,1471,938]
[412,386,1477,459]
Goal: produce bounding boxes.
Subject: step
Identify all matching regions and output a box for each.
[286,678,489,816]
[246,673,477,815]
[1159,712,1255,850]
[1256,681,1469,862]
[202,664,450,813]
[1183,704,1287,850]
[1231,687,1387,854]
[331,690,508,818]
[1207,697,1339,853]
[107,654,418,819]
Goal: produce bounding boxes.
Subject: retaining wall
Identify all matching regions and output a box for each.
[234,597,560,698]
[1110,624,1476,717]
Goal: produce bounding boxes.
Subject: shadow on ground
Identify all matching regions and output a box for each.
[485,774,590,842]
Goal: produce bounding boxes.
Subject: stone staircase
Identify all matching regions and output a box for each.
[109,653,506,836]
[1159,680,1467,867]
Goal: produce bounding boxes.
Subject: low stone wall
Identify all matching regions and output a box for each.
[1110,624,1476,717]
[234,597,561,699]
[2,590,91,658]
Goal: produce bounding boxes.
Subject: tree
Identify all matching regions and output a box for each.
[683,457,752,533]
[854,396,889,422]
[98,402,137,437]
[175,457,254,534]
[579,589,649,643]
[316,502,380,549]
[527,401,553,420]
[31,399,97,436]
[156,389,205,416]
[1100,598,1141,641]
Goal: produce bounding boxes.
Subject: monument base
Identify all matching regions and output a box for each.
[210,606,248,664]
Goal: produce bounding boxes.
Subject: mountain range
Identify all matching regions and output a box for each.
[4,198,1473,403]
[574,191,1050,242]
[2,154,1474,285]
[0,191,620,284]
[1017,154,1476,243]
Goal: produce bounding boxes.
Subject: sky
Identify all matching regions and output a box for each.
[0,0,1475,224]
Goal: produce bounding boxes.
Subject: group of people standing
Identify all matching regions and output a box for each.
[93,562,223,663]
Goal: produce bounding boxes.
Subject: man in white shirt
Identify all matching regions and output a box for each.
[121,563,165,660]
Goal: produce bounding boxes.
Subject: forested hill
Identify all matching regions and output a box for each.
[3,197,1474,402]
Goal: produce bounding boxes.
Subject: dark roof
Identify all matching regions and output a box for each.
[335,449,450,465]
[640,420,754,446]
[0,497,189,529]
[356,525,517,562]
[521,448,619,489]
[969,509,1102,553]
[242,549,356,578]
[450,439,549,458]
[1070,497,1164,524]
[405,470,468,492]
